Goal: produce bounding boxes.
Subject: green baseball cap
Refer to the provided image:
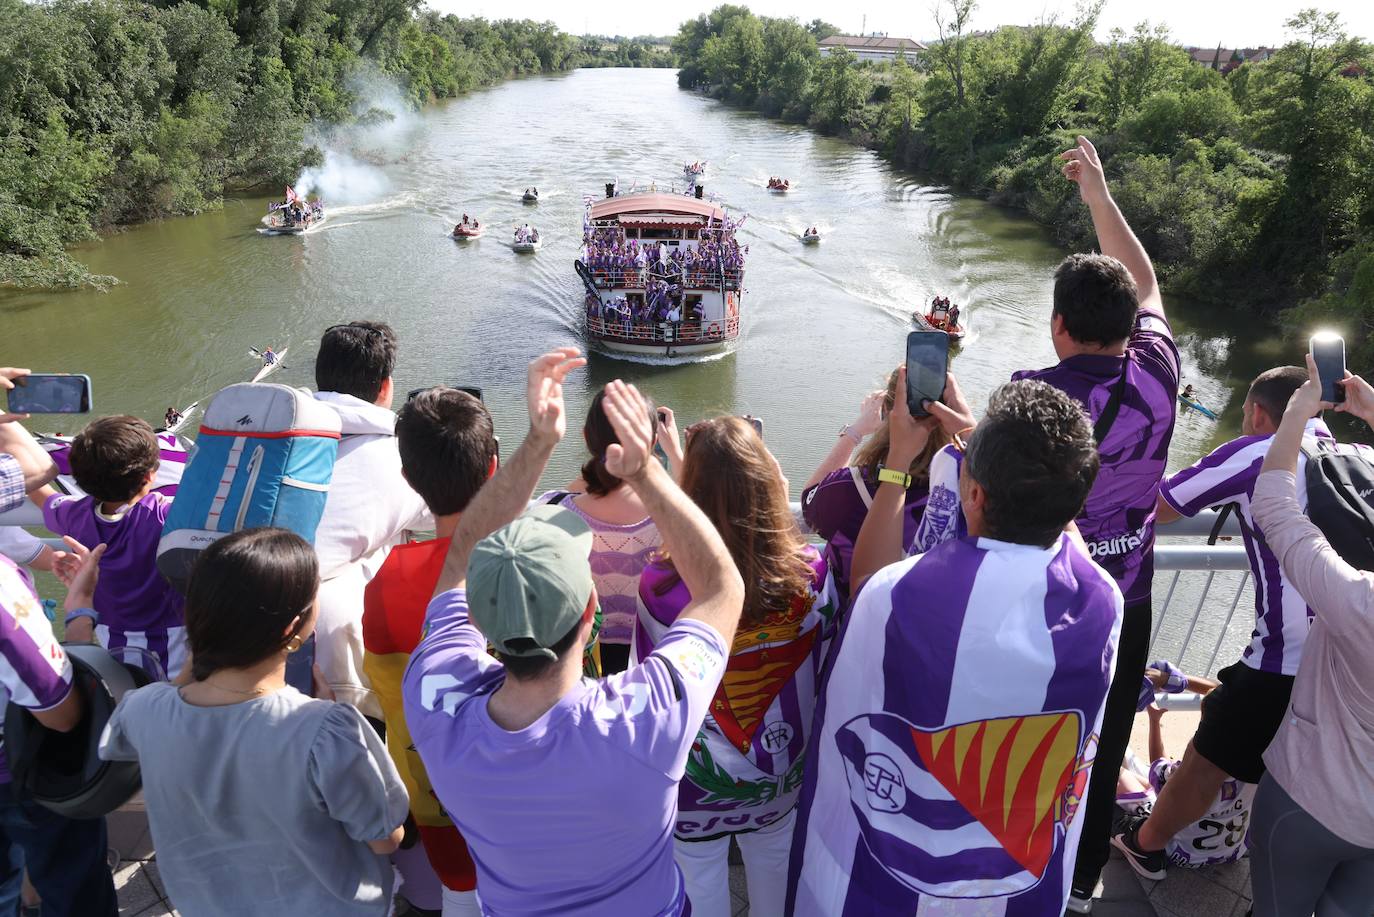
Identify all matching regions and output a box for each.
[468,504,595,659]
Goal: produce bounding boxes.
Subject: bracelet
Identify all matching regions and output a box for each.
[876,466,913,489]
[839,424,863,445]
[63,607,98,627]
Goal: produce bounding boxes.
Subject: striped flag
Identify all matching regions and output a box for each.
[787,533,1122,916]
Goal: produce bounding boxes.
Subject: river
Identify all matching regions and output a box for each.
[4,67,1287,493]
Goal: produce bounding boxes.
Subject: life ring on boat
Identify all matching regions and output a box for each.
[707,322,722,337]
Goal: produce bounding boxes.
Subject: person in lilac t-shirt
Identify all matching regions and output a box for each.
[403,352,745,916]
[31,416,184,678]
[0,540,118,915]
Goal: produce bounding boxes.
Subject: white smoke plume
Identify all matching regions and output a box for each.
[293,65,417,205]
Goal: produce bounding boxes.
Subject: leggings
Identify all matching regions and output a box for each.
[1251,774,1374,916]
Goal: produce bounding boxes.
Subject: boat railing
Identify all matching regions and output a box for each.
[586,315,740,343]
[589,267,743,290]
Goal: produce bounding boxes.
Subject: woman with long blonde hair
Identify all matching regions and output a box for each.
[634,417,839,917]
[801,367,949,600]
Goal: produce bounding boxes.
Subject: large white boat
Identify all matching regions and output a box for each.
[576,187,745,359]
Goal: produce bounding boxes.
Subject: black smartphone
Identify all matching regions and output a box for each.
[6,374,92,414]
[740,415,764,437]
[1310,333,1346,404]
[906,331,950,417]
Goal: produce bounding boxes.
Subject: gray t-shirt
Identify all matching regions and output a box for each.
[100,682,409,916]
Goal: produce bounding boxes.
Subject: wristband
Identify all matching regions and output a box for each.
[839,424,862,445]
[63,607,98,628]
[876,466,913,489]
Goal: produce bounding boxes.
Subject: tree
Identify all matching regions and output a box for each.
[1100,22,1191,128]
[809,46,870,135]
[930,0,976,108]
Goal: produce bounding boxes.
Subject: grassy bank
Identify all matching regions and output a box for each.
[674,5,1374,363]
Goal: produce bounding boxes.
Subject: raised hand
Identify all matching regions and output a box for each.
[887,368,935,466]
[852,389,886,438]
[0,367,30,423]
[1059,135,1108,205]
[655,405,685,474]
[1335,368,1374,426]
[525,347,586,445]
[600,380,655,481]
[925,371,975,437]
[1288,353,1334,419]
[63,539,106,615]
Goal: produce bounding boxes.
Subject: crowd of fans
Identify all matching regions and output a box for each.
[581,225,746,286]
[1,136,1371,917]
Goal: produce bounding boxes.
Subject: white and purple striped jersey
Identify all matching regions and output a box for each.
[0,556,74,783]
[786,533,1123,916]
[1149,759,1255,868]
[1159,418,1354,676]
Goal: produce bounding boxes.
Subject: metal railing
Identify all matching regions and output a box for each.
[586,316,740,344]
[587,267,743,290]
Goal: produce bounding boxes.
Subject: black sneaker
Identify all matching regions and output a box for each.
[1110,821,1168,881]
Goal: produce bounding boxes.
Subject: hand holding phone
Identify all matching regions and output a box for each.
[5,373,92,414]
[1309,333,1346,404]
[906,331,950,417]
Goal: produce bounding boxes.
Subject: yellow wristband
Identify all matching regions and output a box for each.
[876,467,913,489]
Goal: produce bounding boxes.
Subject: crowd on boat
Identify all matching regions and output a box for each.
[4,138,1373,917]
[453,215,482,236]
[513,224,540,245]
[268,185,323,226]
[582,227,746,284]
[766,176,790,191]
[928,295,961,329]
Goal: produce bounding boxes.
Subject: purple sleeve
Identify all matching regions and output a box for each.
[403,589,504,722]
[0,560,74,711]
[1130,313,1180,387]
[801,468,868,541]
[41,493,77,537]
[604,618,728,779]
[1160,436,1266,517]
[910,445,964,555]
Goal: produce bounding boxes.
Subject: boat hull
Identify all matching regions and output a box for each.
[513,241,541,253]
[801,235,820,245]
[261,213,324,234]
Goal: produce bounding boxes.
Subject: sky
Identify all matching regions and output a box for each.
[430,0,1373,49]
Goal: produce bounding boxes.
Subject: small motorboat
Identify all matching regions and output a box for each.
[767,178,791,193]
[513,228,542,253]
[452,223,484,240]
[921,310,965,341]
[684,161,708,181]
[1178,394,1218,419]
[800,229,821,245]
[521,189,539,203]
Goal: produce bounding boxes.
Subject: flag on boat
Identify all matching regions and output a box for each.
[786,534,1123,916]
[285,184,299,204]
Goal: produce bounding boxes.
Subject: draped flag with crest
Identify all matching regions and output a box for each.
[786,533,1123,916]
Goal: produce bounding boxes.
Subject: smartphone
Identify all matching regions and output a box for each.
[906,331,950,417]
[6,374,92,414]
[740,415,764,437]
[1310,333,1346,404]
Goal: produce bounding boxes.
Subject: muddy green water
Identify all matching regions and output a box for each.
[3,68,1289,492]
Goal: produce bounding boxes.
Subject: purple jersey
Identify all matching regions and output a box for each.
[801,466,928,600]
[403,588,728,917]
[1160,419,1346,675]
[0,556,74,782]
[634,548,839,839]
[910,445,967,555]
[43,493,185,676]
[1010,311,1180,605]
[787,534,1123,916]
[1149,759,1255,867]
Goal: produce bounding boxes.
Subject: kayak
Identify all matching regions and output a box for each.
[1178,395,1217,419]
[165,401,200,435]
[251,347,289,383]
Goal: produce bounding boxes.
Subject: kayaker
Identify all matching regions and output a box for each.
[165,407,182,428]
[1181,384,1195,400]
[263,348,277,367]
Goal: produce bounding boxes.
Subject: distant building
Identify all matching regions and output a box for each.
[1185,46,1276,73]
[819,33,926,63]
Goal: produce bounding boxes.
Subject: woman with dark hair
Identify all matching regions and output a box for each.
[634,417,839,917]
[99,528,408,917]
[537,387,667,674]
[800,368,950,601]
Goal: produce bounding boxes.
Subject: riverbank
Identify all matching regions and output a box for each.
[672,6,1373,362]
[0,1,593,292]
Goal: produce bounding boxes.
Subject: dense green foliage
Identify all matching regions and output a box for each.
[0,0,586,290]
[674,5,1374,362]
[580,36,676,69]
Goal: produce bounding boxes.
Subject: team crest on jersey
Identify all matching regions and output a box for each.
[836,710,1086,897]
[709,627,815,766]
